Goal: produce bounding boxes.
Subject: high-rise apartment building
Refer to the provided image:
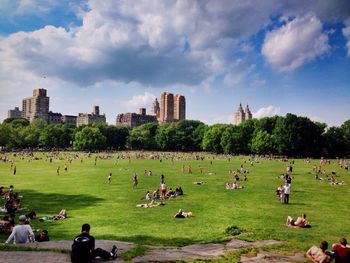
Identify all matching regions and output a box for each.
[234,103,252,125]
[159,92,174,123]
[22,89,49,122]
[159,92,186,123]
[7,107,22,119]
[174,95,186,121]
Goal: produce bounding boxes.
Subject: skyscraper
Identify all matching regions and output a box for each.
[159,92,174,123]
[234,103,252,125]
[174,94,186,121]
[22,89,50,122]
[158,92,186,123]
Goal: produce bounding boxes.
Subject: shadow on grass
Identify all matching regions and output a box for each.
[18,189,105,214]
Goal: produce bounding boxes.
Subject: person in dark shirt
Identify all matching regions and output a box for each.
[35,230,49,242]
[71,224,117,263]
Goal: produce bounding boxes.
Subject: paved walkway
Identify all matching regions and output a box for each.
[0,239,307,263]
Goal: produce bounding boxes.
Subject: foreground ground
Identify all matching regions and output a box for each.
[0,151,349,261]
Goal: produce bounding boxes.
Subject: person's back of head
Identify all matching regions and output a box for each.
[81,223,90,233]
[302,213,306,219]
[320,240,328,251]
[339,237,347,246]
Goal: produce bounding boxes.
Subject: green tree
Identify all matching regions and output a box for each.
[155,123,176,150]
[128,123,158,150]
[273,114,324,156]
[220,125,244,154]
[74,126,106,150]
[202,124,228,153]
[104,125,129,150]
[340,120,350,155]
[3,117,30,127]
[251,130,275,154]
[323,127,345,157]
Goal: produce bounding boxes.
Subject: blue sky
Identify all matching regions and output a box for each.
[0,0,349,127]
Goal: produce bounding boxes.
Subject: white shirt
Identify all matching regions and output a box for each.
[284,185,291,194]
[5,224,35,244]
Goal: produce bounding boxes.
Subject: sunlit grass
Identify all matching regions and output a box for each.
[0,152,349,256]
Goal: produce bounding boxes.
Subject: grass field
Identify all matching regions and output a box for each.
[0,151,349,257]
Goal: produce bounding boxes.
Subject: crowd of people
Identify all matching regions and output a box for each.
[0,151,349,262]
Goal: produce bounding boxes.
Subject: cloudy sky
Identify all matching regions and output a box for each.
[0,0,349,126]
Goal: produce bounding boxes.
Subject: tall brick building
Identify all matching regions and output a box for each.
[22,89,50,122]
[159,92,185,123]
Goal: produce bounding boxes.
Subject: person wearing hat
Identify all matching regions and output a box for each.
[5,215,35,244]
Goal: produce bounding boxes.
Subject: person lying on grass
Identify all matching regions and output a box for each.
[174,209,193,218]
[286,213,311,228]
[136,200,165,208]
[192,181,207,185]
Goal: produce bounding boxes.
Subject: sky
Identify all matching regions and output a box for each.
[0,0,349,127]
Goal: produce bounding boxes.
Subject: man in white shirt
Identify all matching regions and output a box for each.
[283,182,291,204]
[5,215,35,244]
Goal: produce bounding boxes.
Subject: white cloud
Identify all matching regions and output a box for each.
[253,105,281,118]
[223,59,255,87]
[343,19,350,57]
[121,92,156,112]
[262,13,329,72]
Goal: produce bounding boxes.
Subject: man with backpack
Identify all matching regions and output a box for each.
[71,223,117,263]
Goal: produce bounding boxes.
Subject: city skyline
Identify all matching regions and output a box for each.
[0,1,350,127]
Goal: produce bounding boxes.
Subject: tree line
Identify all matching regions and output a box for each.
[0,113,349,157]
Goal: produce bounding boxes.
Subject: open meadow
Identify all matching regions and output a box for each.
[0,151,349,257]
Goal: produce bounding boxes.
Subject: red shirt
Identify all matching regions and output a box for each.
[333,244,350,263]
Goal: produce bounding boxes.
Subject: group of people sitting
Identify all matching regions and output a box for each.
[136,186,184,208]
[225,181,244,190]
[145,186,183,201]
[306,238,350,263]
[0,185,24,214]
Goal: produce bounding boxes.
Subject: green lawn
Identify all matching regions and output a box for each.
[0,152,349,256]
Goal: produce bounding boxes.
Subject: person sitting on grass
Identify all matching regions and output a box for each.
[5,215,35,244]
[286,213,310,228]
[306,240,331,263]
[0,216,13,234]
[175,187,183,196]
[35,229,50,242]
[332,237,350,263]
[232,181,244,189]
[166,188,175,198]
[145,191,151,201]
[174,209,193,218]
[225,182,231,190]
[71,223,118,263]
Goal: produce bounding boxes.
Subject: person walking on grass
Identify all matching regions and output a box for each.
[133,173,138,188]
[283,182,291,204]
[108,173,112,184]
